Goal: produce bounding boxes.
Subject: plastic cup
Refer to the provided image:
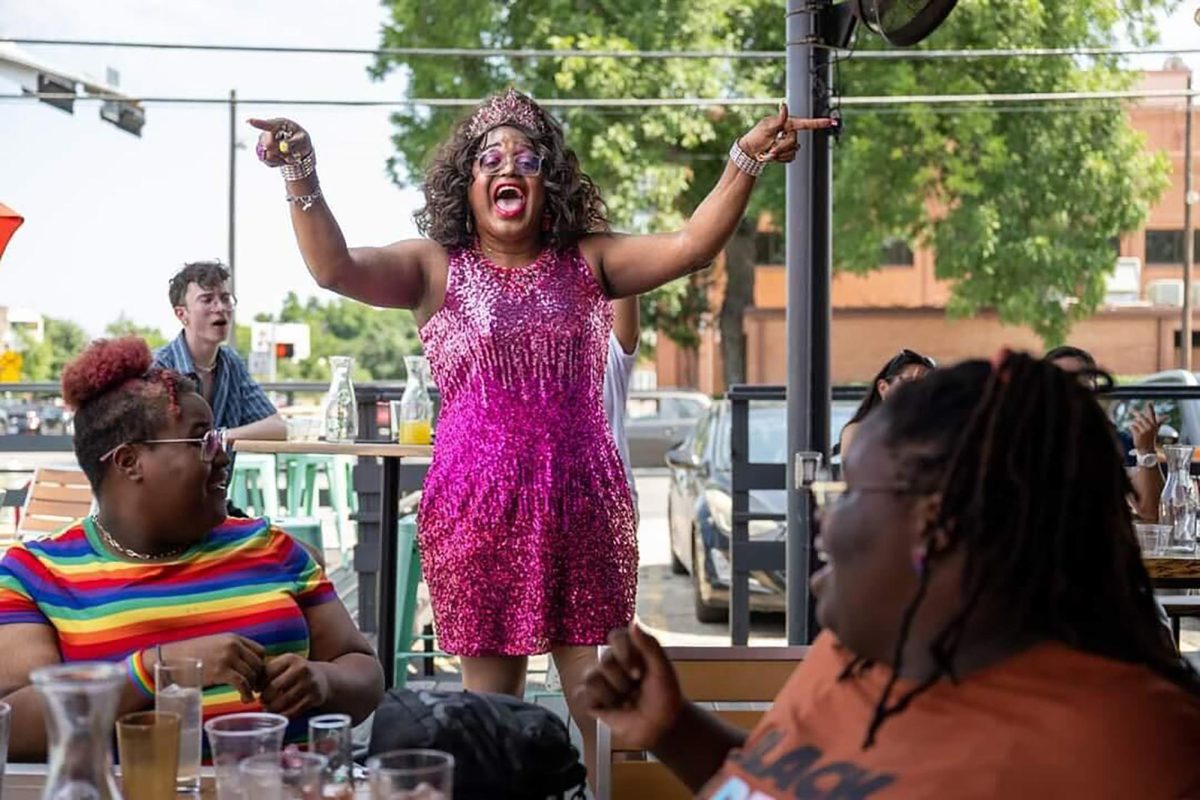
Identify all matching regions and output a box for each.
[204,712,289,800]
[238,751,327,799]
[367,749,454,799]
[1135,522,1170,556]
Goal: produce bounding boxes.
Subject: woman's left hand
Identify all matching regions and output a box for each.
[738,103,835,164]
[260,654,331,718]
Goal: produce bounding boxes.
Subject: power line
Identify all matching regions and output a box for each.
[4,36,1200,62]
[3,87,1196,109]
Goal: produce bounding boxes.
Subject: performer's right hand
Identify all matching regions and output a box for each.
[576,624,684,750]
[247,117,314,170]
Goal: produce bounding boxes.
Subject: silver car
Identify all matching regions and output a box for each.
[625,390,712,468]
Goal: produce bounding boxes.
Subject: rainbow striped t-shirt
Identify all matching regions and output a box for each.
[0,516,337,739]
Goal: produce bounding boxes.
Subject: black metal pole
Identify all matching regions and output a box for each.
[785,0,833,645]
[227,88,238,345]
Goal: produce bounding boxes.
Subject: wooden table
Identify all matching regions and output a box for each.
[1145,555,1200,590]
[235,440,432,687]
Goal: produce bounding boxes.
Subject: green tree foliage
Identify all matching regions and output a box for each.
[250,292,422,381]
[105,313,168,350]
[836,0,1175,344]
[370,0,1174,378]
[19,318,90,381]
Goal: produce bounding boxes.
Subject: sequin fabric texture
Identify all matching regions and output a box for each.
[417,245,638,656]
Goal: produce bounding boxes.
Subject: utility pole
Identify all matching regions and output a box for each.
[1184,71,1195,370]
[227,89,238,345]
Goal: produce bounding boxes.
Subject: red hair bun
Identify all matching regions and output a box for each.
[61,337,153,411]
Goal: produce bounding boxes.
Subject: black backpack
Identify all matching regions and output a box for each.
[367,688,588,800]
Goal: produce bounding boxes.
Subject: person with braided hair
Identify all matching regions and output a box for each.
[579,351,1200,798]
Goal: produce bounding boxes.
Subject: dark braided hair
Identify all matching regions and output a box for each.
[848,351,1200,747]
[61,337,197,491]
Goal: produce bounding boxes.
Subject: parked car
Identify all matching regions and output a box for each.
[625,390,711,468]
[666,398,858,623]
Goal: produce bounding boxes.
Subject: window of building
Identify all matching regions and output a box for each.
[1146,230,1185,264]
[880,237,915,267]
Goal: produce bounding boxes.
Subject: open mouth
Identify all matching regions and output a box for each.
[492,183,526,219]
[211,318,229,331]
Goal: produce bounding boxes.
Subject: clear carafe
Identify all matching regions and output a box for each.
[31,662,125,800]
[323,356,358,444]
[1159,444,1197,555]
[396,356,434,445]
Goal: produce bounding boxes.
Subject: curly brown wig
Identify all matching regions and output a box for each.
[415,91,608,250]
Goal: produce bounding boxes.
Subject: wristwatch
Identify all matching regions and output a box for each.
[1132,450,1158,469]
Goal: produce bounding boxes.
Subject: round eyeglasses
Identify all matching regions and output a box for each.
[477,148,543,177]
[100,428,226,464]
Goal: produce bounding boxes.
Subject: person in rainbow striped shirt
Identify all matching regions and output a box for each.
[0,337,384,761]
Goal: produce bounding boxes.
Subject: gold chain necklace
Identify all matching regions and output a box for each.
[91,516,185,561]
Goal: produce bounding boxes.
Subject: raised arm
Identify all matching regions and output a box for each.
[249,118,446,317]
[580,106,833,299]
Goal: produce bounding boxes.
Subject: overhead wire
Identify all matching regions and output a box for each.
[4,36,1200,62]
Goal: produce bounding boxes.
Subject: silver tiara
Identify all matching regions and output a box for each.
[465,89,547,140]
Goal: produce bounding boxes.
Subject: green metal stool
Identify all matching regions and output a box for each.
[229,454,279,519]
[279,455,354,554]
[394,514,445,687]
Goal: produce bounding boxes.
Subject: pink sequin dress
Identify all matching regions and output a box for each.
[417,245,638,656]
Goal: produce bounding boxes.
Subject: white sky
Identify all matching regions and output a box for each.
[0,1,1198,338]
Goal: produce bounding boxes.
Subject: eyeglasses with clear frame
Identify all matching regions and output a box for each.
[100,428,226,464]
[809,480,924,510]
[476,148,543,177]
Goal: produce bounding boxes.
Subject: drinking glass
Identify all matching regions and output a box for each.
[309,713,354,794]
[238,751,328,800]
[117,711,180,800]
[205,712,289,800]
[1135,522,1170,557]
[367,749,454,799]
[155,656,204,794]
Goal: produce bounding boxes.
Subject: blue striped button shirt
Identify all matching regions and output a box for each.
[154,332,277,429]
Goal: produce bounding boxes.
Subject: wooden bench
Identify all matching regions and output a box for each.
[17,467,94,540]
[595,645,806,800]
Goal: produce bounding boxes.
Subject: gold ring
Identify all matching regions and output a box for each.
[278,140,290,154]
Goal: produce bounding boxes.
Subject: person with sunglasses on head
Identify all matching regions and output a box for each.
[1045,345,1164,522]
[838,349,936,460]
[579,351,1200,798]
[0,337,383,761]
[248,91,832,781]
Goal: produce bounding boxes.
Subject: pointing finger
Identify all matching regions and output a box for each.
[787,117,836,131]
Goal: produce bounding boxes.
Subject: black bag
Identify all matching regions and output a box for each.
[368,688,587,800]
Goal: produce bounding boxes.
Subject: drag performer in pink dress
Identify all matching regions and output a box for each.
[251,91,831,779]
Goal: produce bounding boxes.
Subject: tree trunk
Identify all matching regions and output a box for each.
[720,220,757,388]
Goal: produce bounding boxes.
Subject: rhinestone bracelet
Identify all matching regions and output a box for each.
[281,151,317,182]
[729,139,765,178]
[285,186,324,212]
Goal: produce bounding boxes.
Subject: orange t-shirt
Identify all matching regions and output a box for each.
[700,632,1200,799]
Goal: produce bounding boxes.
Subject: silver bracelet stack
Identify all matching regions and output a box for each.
[281,151,317,182]
[729,140,765,178]
[285,186,324,212]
